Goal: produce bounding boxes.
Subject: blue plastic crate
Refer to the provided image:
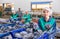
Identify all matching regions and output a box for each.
[10,28,26,38]
[2,23,15,27]
[37,33,49,39]
[0,32,10,38]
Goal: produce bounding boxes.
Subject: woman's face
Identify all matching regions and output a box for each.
[25,11,28,14]
[43,10,50,17]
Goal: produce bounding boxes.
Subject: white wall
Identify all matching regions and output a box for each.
[53,0,60,12]
[0,0,60,12]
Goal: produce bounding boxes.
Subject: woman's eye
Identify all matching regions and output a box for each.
[43,10,49,13]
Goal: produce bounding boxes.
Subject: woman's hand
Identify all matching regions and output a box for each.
[45,25,51,30]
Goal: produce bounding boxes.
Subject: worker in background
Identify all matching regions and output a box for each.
[16,8,23,21]
[38,7,56,39]
[10,11,18,23]
[22,11,32,23]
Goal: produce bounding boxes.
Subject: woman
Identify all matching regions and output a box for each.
[10,11,18,23]
[16,8,23,21]
[10,11,18,20]
[38,7,56,39]
[22,11,32,23]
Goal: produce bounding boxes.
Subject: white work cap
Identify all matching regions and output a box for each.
[43,7,53,16]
